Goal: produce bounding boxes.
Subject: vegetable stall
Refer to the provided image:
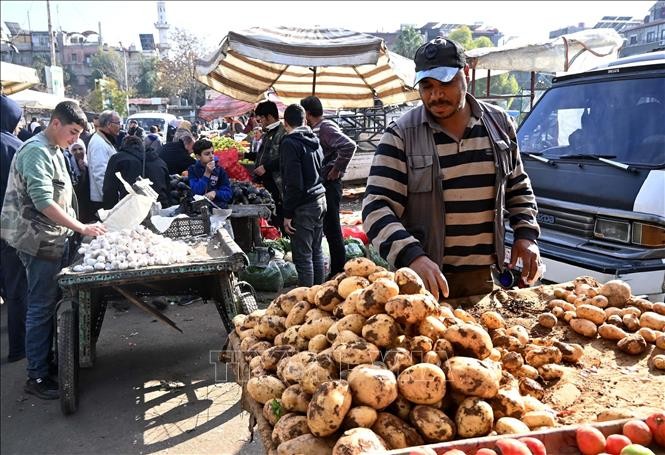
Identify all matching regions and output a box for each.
[222,257,665,454]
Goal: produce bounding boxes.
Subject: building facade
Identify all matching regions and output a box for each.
[620,1,665,56]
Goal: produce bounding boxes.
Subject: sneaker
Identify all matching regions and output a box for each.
[24,377,59,400]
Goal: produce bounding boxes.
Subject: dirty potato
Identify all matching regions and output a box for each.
[306,380,353,437]
[409,405,456,442]
[272,413,310,446]
[455,397,494,438]
[247,375,287,404]
[348,364,399,410]
[371,412,424,450]
[444,356,500,399]
[341,406,379,430]
[344,258,377,278]
[397,364,447,405]
[332,427,387,455]
[394,268,426,294]
[443,323,494,359]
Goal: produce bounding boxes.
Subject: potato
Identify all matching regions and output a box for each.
[576,304,607,325]
[307,380,353,437]
[495,417,531,435]
[506,325,530,345]
[590,295,609,308]
[362,314,401,347]
[501,351,524,372]
[397,364,447,405]
[356,279,401,317]
[598,279,631,307]
[394,267,426,294]
[265,301,287,317]
[240,335,260,353]
[341,406,379,430]
[623,314,641,332]
[605,307,623,318]
[563,310,577,323]
[443,323,493,359]
[254,315,286,340]
[522,396,550,413]
[617,334,647,355]
[337,276,370,299]
[551,306,565,318]
[606,314,624,326]
[656,334,665,349]
[489,348,502,362]
[493,335,524,352]
[622,306,642,318]
[371,412,424,450]
[299,316,336,340]
[314,285,343,312]
[538,363,565,381]
[282,384,312,414]
[344,257,377,277]
[423,351,441,366]
[282,351,317,385]
[261,345,299,371]
[285,300,312,328]
[332,340,381,366]
[263,398,284,426]
[516,364,539,380]
[538,313,557,329]
[308,334,330,353]
[640,311,665,331]
[652,354,665,370]
[519,377,545,400]
[654,302,665,315]
[521,410,557,429]
[553,341,584,363]
[408,335,434,359]
[409,405,456,442]
[637,327,659,344]
[480,311,506,330]
[272,413,310,446]
[490,388,526,419]
[248,340,273,358]
[249,355,262,370]
[247,375,287,404]
[281,326,309,352]
[418,315,448,340]
[347,364,398,410]
[386,394,412,421]
[598,323,628,341]
[337,313,366,335]
[453,308,476,324]
[455,397,494,438]
[444,357,500,399]
[384,348,414,374]
[333,330,363,347]
[300,354,339,394]
[570,318,598,338]
[276,433,335,455]
[525,346,563,368]
[385,294,438,325]
[332,427,387,455]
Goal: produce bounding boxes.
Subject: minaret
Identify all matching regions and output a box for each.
[154,1,170,55]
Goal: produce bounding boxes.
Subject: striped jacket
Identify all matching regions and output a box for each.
[362,95,539,272]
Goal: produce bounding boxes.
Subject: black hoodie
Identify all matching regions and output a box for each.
[1,95,23,213]
[280,126,325,218]
[102,138,171,209]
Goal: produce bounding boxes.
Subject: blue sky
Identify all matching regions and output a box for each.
[0,1,656,54]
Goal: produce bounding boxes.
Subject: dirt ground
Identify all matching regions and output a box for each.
[466,284,665,426]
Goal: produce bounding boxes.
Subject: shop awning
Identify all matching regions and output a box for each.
[0,61,40,95]
[9,89,77,110]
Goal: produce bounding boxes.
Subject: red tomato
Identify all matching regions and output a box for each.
[645,411,665,447]
[606,434,632,455]
[475,449,498,455]
[442,451,466,455]
[519,437,547,455]
[495,438,532,455]
[576,425,607,455]
[623,420,653,446]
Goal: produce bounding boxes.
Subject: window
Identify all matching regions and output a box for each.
[647,31,656,42]
[629,35,638,45]
[660,8,665,19]
[71,53,78,63]
[661,29,665,41]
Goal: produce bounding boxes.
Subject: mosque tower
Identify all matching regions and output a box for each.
[155,1,170,55]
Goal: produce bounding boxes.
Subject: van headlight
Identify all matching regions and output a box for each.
[594,218,631,243]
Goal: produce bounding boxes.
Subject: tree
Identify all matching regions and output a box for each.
[393,25,424,59]
[135,56,160,97]
[83,77,128,116]
[448,26,473,48]
[31,54,49,89]
[156,27,209,107]
[89,49,126,88]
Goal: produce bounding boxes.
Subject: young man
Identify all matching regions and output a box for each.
[300,96,357,277]
[1,101,107,400]
[280,104,327,286]
[362,37,541,300]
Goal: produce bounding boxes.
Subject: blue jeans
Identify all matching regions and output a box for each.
[1,240,27,359]
[291,197,326,287]
[18,246,68,379]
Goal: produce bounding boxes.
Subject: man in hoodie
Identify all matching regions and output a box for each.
[102,135,171,209]
[0,95,28,363]
[280,104,327,287]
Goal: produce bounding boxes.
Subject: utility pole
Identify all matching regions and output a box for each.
[119,41,130,117]
[46,0,56,66]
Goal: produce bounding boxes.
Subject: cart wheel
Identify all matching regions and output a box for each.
[58,307,79,415]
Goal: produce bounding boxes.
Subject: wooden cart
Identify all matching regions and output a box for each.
[55,228,257,415]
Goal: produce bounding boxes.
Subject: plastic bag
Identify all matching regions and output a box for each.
[273,258,299,287]
[239,261,284,292]
[342,225,369,244]
[344,238,366,261]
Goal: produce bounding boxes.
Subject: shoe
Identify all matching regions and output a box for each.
[24,377,59,400]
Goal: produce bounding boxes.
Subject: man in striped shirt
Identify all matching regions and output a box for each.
[362,37,541,300]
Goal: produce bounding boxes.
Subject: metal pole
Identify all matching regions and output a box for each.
[530,71,536,110]
[312,66,317,96]
[120,42,130,116]
[46,0,56,66]
[486,69,491,98]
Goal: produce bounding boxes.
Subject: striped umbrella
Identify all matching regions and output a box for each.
[198,92,287,121]
[195,26,419,110]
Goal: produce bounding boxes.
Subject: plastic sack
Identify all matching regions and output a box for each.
[239,261,284,292]
[273,258,299,287]
[344,238,366,261]
[342,225,369,244]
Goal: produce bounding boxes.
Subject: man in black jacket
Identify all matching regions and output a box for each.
[159,131,195,175]
[280,104,327,286]
[102,135,171,209]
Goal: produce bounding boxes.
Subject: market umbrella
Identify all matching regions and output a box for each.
[0,61,40,95]
[198,92,287,121]
[195,26,419,110]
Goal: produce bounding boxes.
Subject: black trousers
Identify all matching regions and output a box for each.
[323,179,345,276]
[0,239,27,360]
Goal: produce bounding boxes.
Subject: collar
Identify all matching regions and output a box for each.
[266,120,281,131]
[29,131,60,153]
[420,93,483,130]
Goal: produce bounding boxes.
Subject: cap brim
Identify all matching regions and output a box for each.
[414,67,460,86]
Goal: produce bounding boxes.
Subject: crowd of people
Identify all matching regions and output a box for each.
[0,36,542,403]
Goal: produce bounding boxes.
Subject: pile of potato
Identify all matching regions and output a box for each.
[232,258,595,455]
[539,278,665,368]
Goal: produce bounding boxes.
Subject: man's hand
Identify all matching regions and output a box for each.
[510,239,541,284]
[254,165,266,177]
[205,190,216,201]
[284,218,296,235]
[326,168,342,181]
[409,255,449,301]
[204,160,215,177]
[80,223,106,237]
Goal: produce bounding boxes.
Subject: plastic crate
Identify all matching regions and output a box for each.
[147,206,211,239]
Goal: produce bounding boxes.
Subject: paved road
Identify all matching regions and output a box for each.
[0,299,266,455]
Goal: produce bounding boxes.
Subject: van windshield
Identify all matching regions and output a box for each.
[130,118,167,133]
[518,77,665,166]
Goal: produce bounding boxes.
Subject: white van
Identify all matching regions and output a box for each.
[126,112,177,134]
